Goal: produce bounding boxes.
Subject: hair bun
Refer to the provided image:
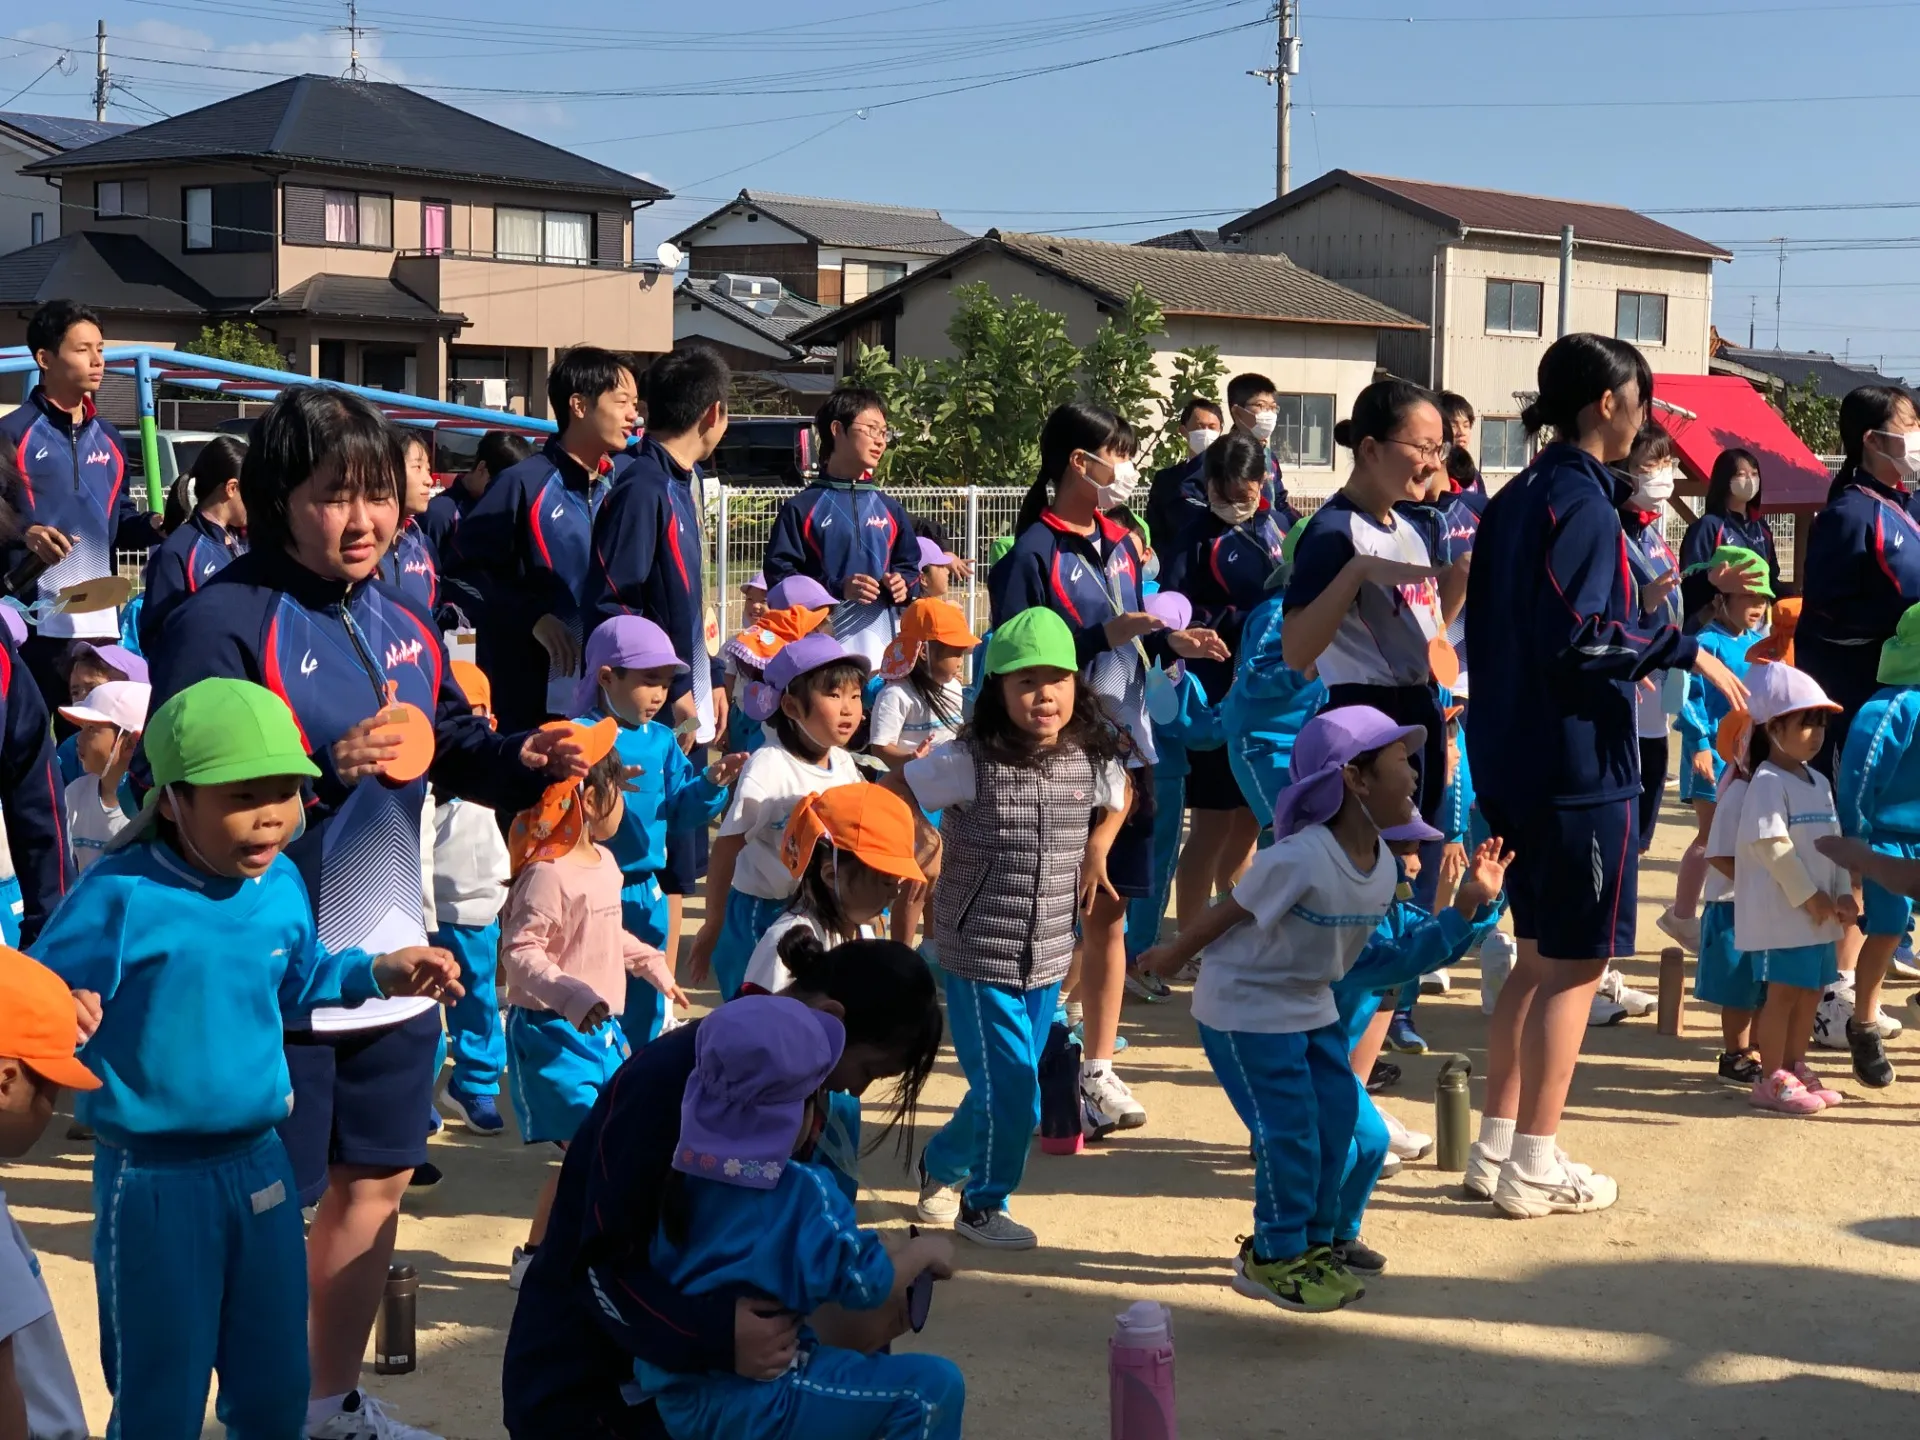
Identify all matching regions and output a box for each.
[1332,418,1354,448]
[776,927,828,983]
[1519,401,1546,436]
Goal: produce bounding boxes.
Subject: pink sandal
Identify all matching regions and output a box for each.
[1749,1069,1825,1115]
[1791,1061,1843,1106]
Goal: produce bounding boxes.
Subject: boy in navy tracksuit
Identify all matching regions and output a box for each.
[0,628,70,945]
[36,677,463,1440]
[0,300,163,710]
[459,348,639,731]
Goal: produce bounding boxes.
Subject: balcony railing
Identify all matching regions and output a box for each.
[395,247,667,272]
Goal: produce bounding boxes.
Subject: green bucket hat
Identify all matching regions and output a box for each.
[112,679,321,850]
[984,607,1078,676]
[1880,602,1920,686]
[1683,544,1774,599]
[987,534,1015,567]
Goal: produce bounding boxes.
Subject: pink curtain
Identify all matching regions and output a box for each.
[423,204,448,255]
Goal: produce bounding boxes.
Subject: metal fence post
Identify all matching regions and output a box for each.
[716,485,730,635]
[134,350,163,512]
[964,485,980,634]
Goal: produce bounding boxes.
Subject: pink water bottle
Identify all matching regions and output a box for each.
[1109,1299,1177,1440]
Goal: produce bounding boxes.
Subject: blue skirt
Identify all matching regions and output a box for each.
[506,1007,630,1146]
[1692,901,1763,1011]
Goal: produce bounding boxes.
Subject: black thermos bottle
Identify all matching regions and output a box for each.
[374,1264,417,1375]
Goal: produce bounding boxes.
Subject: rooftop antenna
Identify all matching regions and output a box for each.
[1770,237,1788,349]
[341,0,368,81]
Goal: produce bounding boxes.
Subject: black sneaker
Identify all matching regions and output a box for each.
[1333,1237,1387,1275]
[409,1161,443,1188]
[1847,1019,1896,1089]
[1716,1051,1762,1086]
[1365,1060,1401,1094]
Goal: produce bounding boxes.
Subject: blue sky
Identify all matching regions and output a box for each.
[7,0,1920,376]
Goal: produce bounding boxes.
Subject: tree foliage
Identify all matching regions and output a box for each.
[1775,373,1841,456]
[845,281,1226,485]
[180,320,284,372]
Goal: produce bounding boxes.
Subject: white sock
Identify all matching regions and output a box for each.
[307,1393,351,1425]
[1511,1132,1558,1176]
[1081,1058,1112,1081]
[1476,1115,1515,1157]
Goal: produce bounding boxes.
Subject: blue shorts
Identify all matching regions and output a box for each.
[1679,749,1724,804]
[506,1007,631,1146]
[1107,781,1154,899]
[1477,796,1637,961]
[280,1009,441,1206]
[1861,838,1920,937]
[1693,901,1763,1011]
[1751,942,1840,992]
[713,889,791,1002]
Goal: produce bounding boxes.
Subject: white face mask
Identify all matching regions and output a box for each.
[1246,410,1278,443]
[1211,496,1261,526]
[1729,471,1760,502]
[1090,456,1139,508]
[1876,430,1920,485]
[1140,552,1161,583]
[1631,465,1676,509]
[1185,427,1220,457]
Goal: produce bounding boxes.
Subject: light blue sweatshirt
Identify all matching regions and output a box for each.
[1333,891,1505,1048]
[1222,589,1326,821]
[1677,622,1760,765]
[33,842,381,1146]
[577,709,729,880]
[1840,684,1920,843]
[1147,667,1225,784]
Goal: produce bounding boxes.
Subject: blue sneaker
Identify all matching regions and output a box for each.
[443,1091,506,1136]
[1385,1016,1428,1055]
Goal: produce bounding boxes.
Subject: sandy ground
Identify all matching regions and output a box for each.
[13,793,1920,1440]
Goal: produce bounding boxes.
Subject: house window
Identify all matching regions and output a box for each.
[184,187,214,250]
[1484,279,1543,336]
[422,200,450,255]
[318,340,348,382]
[1616,290,1668,346]
[95,179,148,219]
[1481,417,1532,472]
[842,260,907,303]
[321,189,393,249]
[495,206,591,264]
[29,213,44,246]
[1271,393,1336,468]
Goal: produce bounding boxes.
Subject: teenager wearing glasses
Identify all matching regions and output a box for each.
[1281,380,1465,822]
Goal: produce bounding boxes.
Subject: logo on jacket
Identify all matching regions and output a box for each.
[404,558,432,577]
[32,447,47,461]
[202,562,218,577]
[864,515,889,530]
[84,448,112,466]
[384,637,424,670]
[300,651,318,677]
[1068,560,1086,585]
[550,504,566,521]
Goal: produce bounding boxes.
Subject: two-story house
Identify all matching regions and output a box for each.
[1223,170,1729,478]
[671,190,972,306]
[0,111,134,256]
[0,76,672,415]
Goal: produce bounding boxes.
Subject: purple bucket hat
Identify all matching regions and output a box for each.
[741,571,768,595]
[1142,590,1191,631]
[573,615,687,715]
[741,631,869,722]
[765,576,836,611]
[74,641,148,685]
[674,995,846,1190]
[1274,705,1427,840]
[1380,817,1444,844]
[916,536,955,569]
[0,604,26,649]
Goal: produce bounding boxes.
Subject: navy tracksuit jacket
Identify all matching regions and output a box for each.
[138,513,246,652]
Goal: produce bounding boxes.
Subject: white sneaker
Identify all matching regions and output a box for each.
[1080,1066,1146,1133]
[1380,1107,1433,1161]
[1598,966,1657,1018]
[1378,1151,1402,1179]
[1479,932,1516,1015]
[508,1245,534,1291]
[916,1159,961,1225]
[1173,957,1202,984]
[1419,969,1451,996]
[1892,939,1919,977]
[1655,907,1701,954]
[1882,1005,1906,1038]
[308,1391,444,1440]
[1815,983,1853,1050]
[1588,992,1628,1027]
[1492,1157,1618,1218]
[1463,1140,1506,1199]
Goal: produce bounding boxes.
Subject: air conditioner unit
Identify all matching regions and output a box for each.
[717,272,784,305]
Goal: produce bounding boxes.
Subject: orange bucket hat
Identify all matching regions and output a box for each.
[507,716,620,874]
[880,598,980,681]
[779,783,925,885]
[723,605,830,672]
[1747,595,1798,666]
[452,660,493,716]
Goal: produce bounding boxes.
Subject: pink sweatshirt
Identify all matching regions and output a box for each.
[499,844,675,1029]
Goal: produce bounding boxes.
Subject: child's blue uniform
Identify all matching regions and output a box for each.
[1126,667,1223,958]
[1839,684,1920,938]
[578,707,728,1045]
[1220,590,1325,827]
[1677,622,1759,802]
[35,843,386,1440]
[637,1161,963,1440]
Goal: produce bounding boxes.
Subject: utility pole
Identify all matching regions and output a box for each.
[1557,225,1573,338]
[1770,237,1788,349]
[93,21,108,123]
[1747,295,1756,348]
[1246,2,1301,199]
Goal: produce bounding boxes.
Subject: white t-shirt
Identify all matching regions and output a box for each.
[1284,494,1442,689]
[719,740,864,900]
[64,772,127,872]
[1190,825,1397,1035]
[0,1190,89,1440]
[902,741,1129,816]
[868,679,963,753]
[1703,773,1748,907]
[742,911,878,995]
[1734,761,1844,953]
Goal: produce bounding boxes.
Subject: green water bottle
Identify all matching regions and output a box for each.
[1434,1055,1473,1172]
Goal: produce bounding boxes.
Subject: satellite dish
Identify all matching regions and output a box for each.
[655,241,685,271]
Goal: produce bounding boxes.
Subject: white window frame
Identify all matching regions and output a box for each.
[495,205,593,264]
[1480,416,1532,472]
[29,212,44,246]
[1484,278,1543,337]
[1272,392,1337,468]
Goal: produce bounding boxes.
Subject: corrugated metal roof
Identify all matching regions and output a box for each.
[0,111,135,153]
[1226,169,1729,260]
[674,189,972,255]
[23,76,665,199]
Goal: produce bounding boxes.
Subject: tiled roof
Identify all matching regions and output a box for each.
[24,76,665,199]
[0,111,134,153]
[674,189,972,256]
[791,229,1422,346]
[1717,346,1911,396]
[680,277,834,359]
[1226,170,1729,260]
[1135,228,1234,253]
[251,274,462,324]
[0,231,216,313]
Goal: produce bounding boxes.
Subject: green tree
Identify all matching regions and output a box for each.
[1143,345,1229,477]
[1775,373,1840,455]
[180,320,284,371]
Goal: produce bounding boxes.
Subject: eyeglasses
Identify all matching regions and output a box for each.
[848,421,894,443]
[1385,438,1452,465]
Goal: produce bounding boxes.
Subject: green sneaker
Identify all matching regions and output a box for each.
[1229,1238,1364,1312]
[1306,1243,1369,1303]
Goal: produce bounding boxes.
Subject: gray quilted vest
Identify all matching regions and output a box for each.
[932,744,1097,990]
